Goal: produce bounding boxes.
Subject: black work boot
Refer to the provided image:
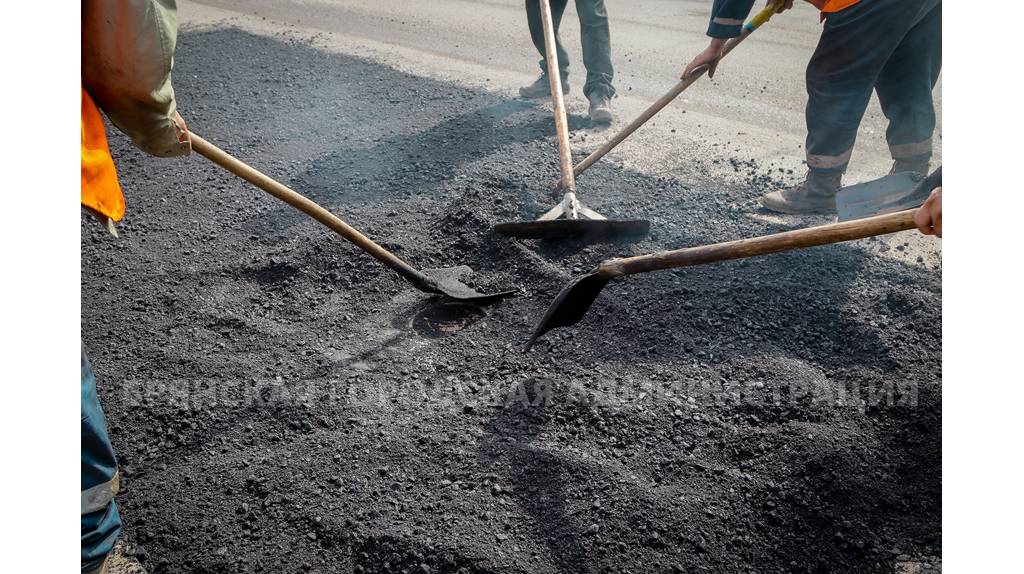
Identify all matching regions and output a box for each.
[890,157,930,176]
[519,74,569,99]
[588,92,613,124]
[761,170,843,214]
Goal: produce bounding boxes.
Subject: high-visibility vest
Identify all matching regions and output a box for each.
[807,0,860,14]
[81,88,125,222]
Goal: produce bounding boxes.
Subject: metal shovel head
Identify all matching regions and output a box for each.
[421,265,518,303]
[494,218,650,240]
[525,271,612,351]
[837,171,929,222]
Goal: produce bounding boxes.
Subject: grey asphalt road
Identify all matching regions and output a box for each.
[183,0,940,177]
[179,0,941,265]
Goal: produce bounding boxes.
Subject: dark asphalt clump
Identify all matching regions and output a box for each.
[81,28,941,574]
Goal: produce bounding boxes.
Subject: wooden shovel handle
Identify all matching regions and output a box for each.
[572,2,782,178]
[599,209,919,277]
[539,0,576,194]
[189,133,431,287]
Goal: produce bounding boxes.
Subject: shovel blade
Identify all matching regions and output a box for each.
[526,272,611,350]
[421,266,518,303]
[494,219,650,240]
[836,171,930,222]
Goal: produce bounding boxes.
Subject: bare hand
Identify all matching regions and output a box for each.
[772,0,796,13]
[683,38,727,80]
[173,111,192,154]
[914,187,942,238]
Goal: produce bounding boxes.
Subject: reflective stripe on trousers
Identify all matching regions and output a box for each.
[889,138,933,160]
[807,148,854,170]
[82,350,122,570]
[82,470,119,514]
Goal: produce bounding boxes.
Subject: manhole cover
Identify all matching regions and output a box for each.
[411,302,486,337]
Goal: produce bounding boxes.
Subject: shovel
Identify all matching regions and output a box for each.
[526,206,931,350]
[837,166,941,222]
[493,0,649,241]
[190,133,517,303]
[570,2,782,180]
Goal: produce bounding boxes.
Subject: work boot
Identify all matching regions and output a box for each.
[761,170,843,215]
[890,157,930,176]
[588,93,613,124]
[519,74,569,99]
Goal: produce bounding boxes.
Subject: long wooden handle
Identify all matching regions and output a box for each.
[189,133,433,288]
[539,0,576,195]
[598,209,919,277]
[572,2,781,178]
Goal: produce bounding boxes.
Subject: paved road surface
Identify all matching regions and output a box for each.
[86,5,942,571]
[179,0,941,266]
[184,0,940,178]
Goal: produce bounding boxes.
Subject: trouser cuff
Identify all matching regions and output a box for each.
[584,82,615,99]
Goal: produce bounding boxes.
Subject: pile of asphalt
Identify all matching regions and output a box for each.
[82,29,941,574]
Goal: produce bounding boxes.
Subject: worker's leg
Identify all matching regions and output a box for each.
[575,0,614,99]
[875,1,941,174]
[526,0,571,79]
[522,0,572,97]
[763,0,935,213]
[82,351,121,573]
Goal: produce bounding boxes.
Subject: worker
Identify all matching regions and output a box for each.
[82,1,191,572]
[520,0,616,124]
[683,0,941,214]
[914,186,941,238]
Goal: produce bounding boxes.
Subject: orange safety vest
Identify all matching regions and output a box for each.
[81,88,125,222]
[807,0,860,14]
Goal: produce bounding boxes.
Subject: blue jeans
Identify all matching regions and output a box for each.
[82,351,121,571]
